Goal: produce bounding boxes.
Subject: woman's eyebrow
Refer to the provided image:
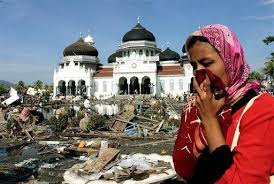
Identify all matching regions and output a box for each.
[198,58,211,63]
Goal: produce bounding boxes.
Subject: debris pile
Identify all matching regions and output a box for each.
[0,88,189,183]
[63,148,176,184]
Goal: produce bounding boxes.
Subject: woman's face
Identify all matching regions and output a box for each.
[188,41,229,87]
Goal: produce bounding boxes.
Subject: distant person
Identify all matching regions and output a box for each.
[173,24,274,183]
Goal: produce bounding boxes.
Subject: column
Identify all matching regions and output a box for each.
[127,83,130,95]
[87,86,91,97]
[76,85,78,95]
[53,86,57,97]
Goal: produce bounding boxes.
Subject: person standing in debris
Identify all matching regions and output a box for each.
[173,24,274,184]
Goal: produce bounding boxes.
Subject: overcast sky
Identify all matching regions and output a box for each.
[0,0,273,84]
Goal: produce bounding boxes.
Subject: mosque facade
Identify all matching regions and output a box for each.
[53,20,193,99]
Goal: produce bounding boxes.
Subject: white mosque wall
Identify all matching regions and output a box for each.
[157,75,191,97]
[93,77,114,99]
[53,59,95,97]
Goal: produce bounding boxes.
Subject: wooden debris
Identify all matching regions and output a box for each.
[83,148,120,173]
[128,139,175,147]
[11,114,34,140]
[155,120,165,133]
[135,115,160,123]
[115,118,154,131]
[65,147,99,156]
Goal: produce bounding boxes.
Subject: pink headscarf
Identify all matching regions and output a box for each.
[185,24,260,102]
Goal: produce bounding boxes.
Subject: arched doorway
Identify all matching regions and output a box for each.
[58,80,66,96]
[78,80,86,96]
[118,77,128,95]
[68,80,76,95]
[141,76,151,94]
[130,77,140,94]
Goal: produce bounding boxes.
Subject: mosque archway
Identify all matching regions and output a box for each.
[118,77,128,95]
[130,76,140,94]
[68,80,76,95]
[78,80,86,96]
[58,80,66,96]
[141,76,151,94]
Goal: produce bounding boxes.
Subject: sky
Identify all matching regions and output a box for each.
[0,0,273,84]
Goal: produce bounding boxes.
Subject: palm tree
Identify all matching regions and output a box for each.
[44,84,49,91]
[263,36,274,87]
[15,81,27,94]
[263,60,274,85]
[34,80,43,92]
[0,83,7,95]
[248,71,263,82]
[263,36,274,45]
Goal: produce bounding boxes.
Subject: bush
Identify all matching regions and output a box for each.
[86,114,106,131]
[48,114,68,132]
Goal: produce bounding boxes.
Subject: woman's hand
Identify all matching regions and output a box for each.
[193,74,225,122]
[193,74,226,152]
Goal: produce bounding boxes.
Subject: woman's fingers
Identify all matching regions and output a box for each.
[193,77,203,97]
[203,74,210,92]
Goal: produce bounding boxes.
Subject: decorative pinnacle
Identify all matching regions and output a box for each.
[137,16,140,23]
[80,32,83,38]
[167,42,170,48]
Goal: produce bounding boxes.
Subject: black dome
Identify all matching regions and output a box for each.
[122,23,155,42]
[159,47,180,61]
[108,50,122,63]
[63,37,98,57]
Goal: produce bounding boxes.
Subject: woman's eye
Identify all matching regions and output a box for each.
[202,62,212,67]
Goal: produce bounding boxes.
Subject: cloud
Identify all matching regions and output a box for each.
[242,14,274,20]
[262,0,274,5]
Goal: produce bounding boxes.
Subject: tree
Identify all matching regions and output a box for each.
[263,60,274,83]
[44,84,53,93]
[263,36,274,86]
[248,71,263,82]
[34,80,43,92]
[263,36,274,45]
[15,81,27,94]
[0,83,7,95]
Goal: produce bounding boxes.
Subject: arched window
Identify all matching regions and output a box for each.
[127,50,130,57]
[146,50,149,57]
[179,79,183,90]
[170,79,174,91]
[139,49,143,56]
[151,50,154,56]
[103,81,107,92]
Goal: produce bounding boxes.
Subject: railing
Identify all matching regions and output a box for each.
[116,56,159,63]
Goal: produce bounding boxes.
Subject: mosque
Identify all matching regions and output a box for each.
[53,19,193,99]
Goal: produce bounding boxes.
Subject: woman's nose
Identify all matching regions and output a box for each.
[197,63,205,70]
[193,63,205,76]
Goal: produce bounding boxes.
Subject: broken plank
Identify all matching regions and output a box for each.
[115,118,155,130]
[83,148,120,173]
[128,139,175,147]
[135,115,160,123]
[155,120,165,133]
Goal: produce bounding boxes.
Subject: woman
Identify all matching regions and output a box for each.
[173,24,274,184]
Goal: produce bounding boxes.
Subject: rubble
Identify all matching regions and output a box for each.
[0,93,188,183]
